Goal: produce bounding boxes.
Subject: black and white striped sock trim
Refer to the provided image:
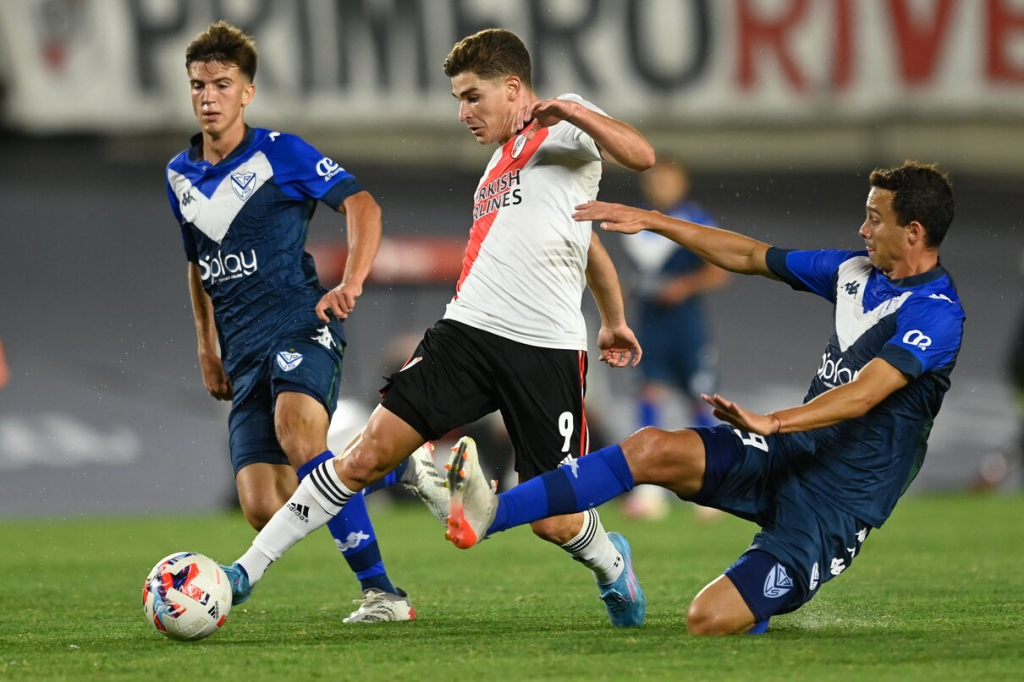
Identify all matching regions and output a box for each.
[562,508,599,555]
[305,460,354,512]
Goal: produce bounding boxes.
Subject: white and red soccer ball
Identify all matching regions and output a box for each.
[142,552,232,641]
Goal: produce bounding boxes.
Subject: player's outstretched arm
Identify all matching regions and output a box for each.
[704,358,910,436]
[316,191,383,322]
[574,201,776,279]
[585,232,642,368]
[515,98,654,172]
[187,263,232,400]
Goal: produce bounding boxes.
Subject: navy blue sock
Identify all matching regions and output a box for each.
[363,459,409,495]
[327,496,395,593]
[488,444,634,535]
[297,451,396,594]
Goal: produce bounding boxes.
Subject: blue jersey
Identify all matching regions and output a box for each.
[166,127,362,377]
[766,248,965,527]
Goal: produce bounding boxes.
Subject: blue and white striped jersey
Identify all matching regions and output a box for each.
[766,248,966,527]
[166,127,361,377]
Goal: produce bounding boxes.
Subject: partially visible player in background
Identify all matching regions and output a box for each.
[620,157,729,520]
[222,28,654,628]
[166,21,447,625]
[444,162,964,636]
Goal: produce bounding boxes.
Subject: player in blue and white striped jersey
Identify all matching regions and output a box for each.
[444,161,964,635]
[166,22,447,624]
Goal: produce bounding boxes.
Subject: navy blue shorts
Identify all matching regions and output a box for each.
[688,425,872,621]
[227,324,345,475]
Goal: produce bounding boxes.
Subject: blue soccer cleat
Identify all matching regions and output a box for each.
[220,562,252,605]
[598,532,646,627]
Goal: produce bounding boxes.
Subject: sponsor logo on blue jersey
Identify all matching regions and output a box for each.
[199,249,258,284]
[817,350,860,387]
[902,329,932,350]
[316,157,344,181]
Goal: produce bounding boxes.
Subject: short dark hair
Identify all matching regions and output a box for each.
[185,21,258,82]
[443,28,532,88]
[869,161,954,248]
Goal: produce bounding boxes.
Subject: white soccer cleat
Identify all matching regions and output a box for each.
[342,588,416,624]
[444,436,497,549]
[400,442,450,526]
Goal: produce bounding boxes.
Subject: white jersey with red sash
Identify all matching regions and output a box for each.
[444,94,605,351]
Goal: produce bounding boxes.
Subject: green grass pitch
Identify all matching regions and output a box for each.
[2,495,1023,681]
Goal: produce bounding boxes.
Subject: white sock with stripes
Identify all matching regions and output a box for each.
[560,509,624,586]
[238,460,355,584]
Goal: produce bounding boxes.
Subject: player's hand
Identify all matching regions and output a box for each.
[511,98,578,139]
[200,352,233,401]
[701,393,779,436]
[573,201,651,235]
[597,324,642,368]
[316,282,362,322]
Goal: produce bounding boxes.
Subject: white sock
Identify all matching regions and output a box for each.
[560,508,624,586]
[240,460,355,585]
[237,545,273,584]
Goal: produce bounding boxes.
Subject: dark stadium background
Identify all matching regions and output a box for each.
[1,0,1022,515]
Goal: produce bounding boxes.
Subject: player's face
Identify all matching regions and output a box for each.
[451,72,518,146]
[640,163,690,212]
[859,187,907,276]
[188,61,254,139]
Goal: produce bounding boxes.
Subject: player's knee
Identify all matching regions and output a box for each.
[275,412,322,461]
[338,439,393,488]
[623,427,703,495]
[685,599,745,636]
[623,427,672,478]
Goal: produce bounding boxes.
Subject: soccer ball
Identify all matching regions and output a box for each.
[142,552,232,641]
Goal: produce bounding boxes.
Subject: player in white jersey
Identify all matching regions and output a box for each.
[220,28,655,628]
